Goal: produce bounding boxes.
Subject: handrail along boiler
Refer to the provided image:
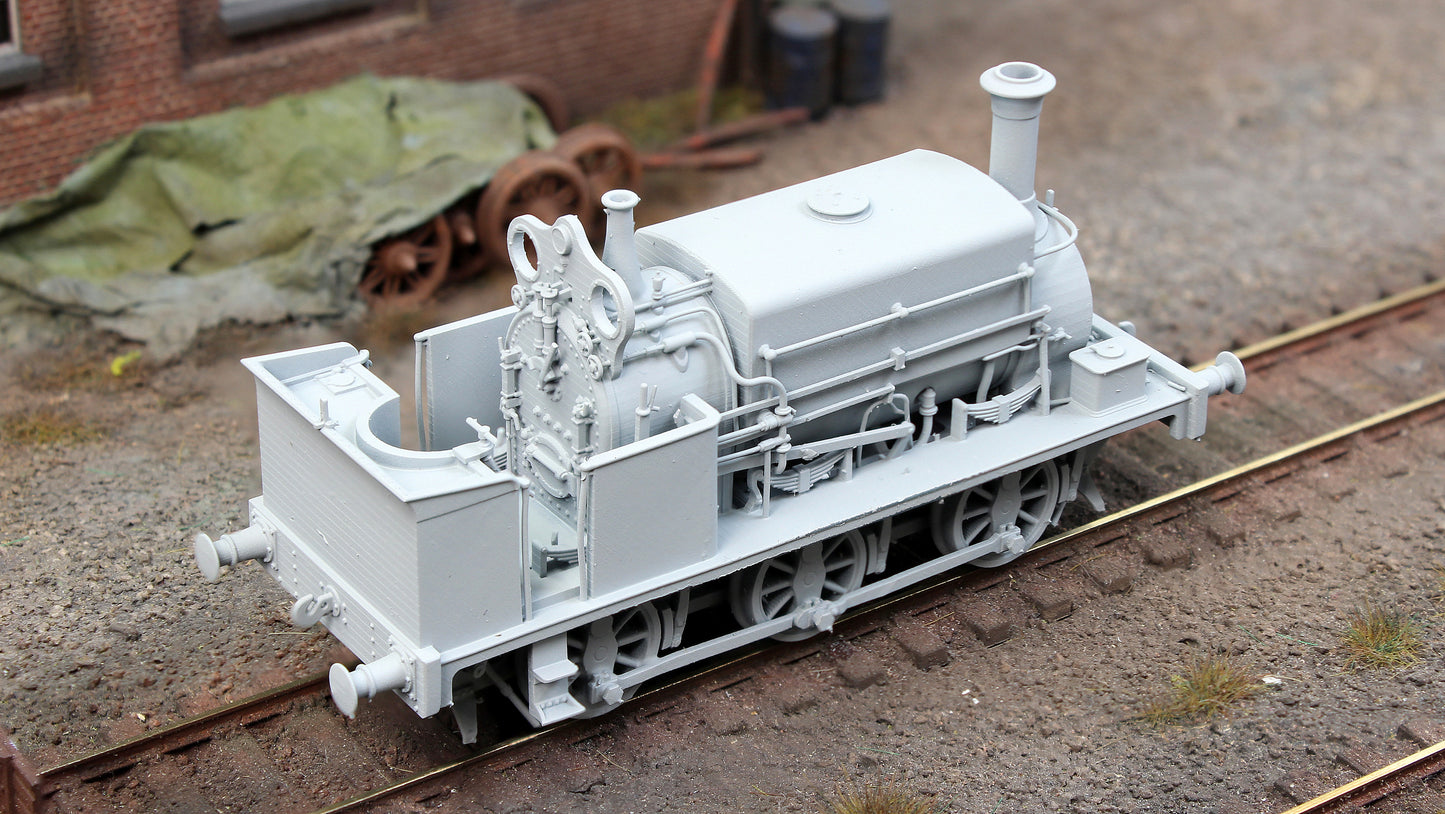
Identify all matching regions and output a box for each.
[194,62,1245,740]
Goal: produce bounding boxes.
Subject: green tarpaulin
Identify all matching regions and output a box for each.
[0,74,554,354]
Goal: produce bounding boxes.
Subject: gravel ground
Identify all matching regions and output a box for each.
[3,0,1445,810]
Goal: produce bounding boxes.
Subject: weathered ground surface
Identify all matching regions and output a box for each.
[2,0,1444,811]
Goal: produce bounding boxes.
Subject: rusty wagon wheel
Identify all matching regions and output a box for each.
[477,150,597,264]
[495,73,570,133]
[359,213,453,309]
[553,123,643,202]
[441,196,490,282]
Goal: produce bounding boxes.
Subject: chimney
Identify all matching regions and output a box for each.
[600,189,645,301]
[979,61,1056,239]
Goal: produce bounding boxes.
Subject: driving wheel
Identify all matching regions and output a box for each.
[567,602,662,716]
[729,531,867,641]
[931,459,1061,567]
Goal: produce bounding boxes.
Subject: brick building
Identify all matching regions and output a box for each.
[0,0,729,207]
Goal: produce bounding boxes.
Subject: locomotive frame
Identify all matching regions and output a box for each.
[195,62,1244,741]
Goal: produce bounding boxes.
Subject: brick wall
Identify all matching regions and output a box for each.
[0,0,725,207]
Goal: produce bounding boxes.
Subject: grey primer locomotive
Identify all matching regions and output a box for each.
[195,63,1244,741]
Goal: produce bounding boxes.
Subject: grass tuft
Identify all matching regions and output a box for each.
[595,86,764,151]
[1141,654,1262,725]
[0,406,109,447]
[1342,603,1421,670]
[345,305,437,356]
[822,782,937,814]
[14,338,152,392]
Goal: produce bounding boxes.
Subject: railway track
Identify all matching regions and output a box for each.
[4,280,1443,814]
[1102,278,1445,494]
[7,674,330,812]
[1278,726,1445,813]
[307,387,1445,814]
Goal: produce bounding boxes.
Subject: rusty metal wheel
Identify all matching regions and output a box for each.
[359,214,452,308]
[553,123,643,202]
[496,73,570,133]
[477,150,596,263]
[442,198,489,281]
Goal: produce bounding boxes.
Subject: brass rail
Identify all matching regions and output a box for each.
[1278,739,1445,814]
[1223,278,1445,365]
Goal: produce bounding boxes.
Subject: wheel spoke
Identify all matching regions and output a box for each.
[762,590,794,618]
[761,575,792,594]
[768,559,797,576]
[567,602,661,712]
[358,265,386,291]
[759,579,791,599]
[732,532,866,639]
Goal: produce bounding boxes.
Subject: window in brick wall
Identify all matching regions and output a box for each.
[219,0,378,38]
[0,0,42,91]
[1,0,14,50]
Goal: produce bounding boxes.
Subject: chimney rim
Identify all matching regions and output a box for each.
[980,61,1056,101]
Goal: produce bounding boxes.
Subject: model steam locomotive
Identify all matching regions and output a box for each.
[194,62,1243,741]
